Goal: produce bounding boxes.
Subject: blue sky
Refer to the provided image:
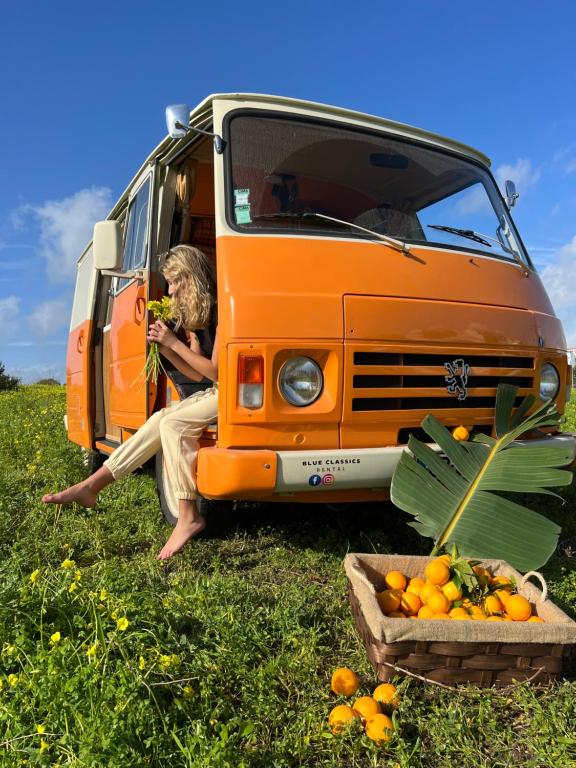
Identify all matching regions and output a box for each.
[1,0,575,382]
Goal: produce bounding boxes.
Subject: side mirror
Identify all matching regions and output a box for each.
[93,221,122,271]
[505,179,519,208]
[166,104,190,139]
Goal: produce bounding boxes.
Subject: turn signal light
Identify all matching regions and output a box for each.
[238,354,264,408]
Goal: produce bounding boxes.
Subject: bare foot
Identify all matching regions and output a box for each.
[157,517,206,560]
[42,483,98,508]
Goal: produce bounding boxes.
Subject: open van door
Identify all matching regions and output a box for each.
[108,170,154,432]
[66,244,98,448]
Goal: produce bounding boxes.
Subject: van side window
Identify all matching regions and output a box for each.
[117,177,150,290]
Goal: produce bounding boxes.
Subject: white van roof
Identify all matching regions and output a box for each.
[109,92,491,220]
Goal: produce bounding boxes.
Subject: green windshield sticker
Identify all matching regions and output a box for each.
[235,205,252,224]
[234,188,250,206]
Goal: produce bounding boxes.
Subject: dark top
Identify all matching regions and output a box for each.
[162,303,217,399]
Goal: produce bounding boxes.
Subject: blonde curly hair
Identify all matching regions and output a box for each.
[159,245,215,330]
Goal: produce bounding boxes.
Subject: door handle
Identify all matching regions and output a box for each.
[77,333,85,352]
[135,297,146,323]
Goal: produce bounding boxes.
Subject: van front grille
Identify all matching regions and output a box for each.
[349,350,535,415]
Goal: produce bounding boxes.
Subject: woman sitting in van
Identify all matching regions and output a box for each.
[42,245,218,561]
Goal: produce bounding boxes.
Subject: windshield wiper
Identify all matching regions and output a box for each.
[428,222,528,274]
[251,211,411,255]
[427,224,493,248]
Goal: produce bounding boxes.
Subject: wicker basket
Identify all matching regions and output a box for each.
[345,553,576,687]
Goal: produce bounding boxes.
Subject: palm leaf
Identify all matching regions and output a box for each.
[390,384,574,571]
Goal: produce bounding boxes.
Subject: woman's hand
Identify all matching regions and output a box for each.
[147,320,177,350]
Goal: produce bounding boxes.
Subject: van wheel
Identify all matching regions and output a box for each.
[154,451,231,526]
[82,448,104,476]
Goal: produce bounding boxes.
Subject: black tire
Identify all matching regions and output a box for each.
[82,449,104,476]
[154,450,233,526]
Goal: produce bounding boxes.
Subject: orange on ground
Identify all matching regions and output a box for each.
[437,554,452,566]
[376,589,401,614]
[352,696,381,721]
[365,713,394,744]
[400,591,421,616]
[452,425,470,441]
[442,580,463,602]
[373,683,400,711]
[527,616,545,623]
[328,704,359,734]
[432,612,451,619]
[468,604,485,618]
[331,667,360,697]
[406,577,426,597]
[424,560,451,587]
[420,581,441,605]
[506,594,532,621]
[384,570,407,591]
[484,595,503,616]
[427,591,452,615]
[417,605,435,619]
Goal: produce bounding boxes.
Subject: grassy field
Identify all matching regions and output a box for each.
[1,385,576,767]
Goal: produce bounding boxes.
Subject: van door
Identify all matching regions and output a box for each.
[108,171,153,432]
[66,244,98,448]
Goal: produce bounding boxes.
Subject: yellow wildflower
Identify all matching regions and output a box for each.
[86,642,99,658]
[0,679,3,691]
[49,632,61,645]
[36,724,46,734]
[99,588,108,601]
[29,569,40,585]
[68,583,78,594]
[183,685,194,699]
[111,610,118,620]
[74,570,82,582]
[7,674,19,687]
[138,655,146,670]
[116,617,129,631]
[60,558,75,570]
[39,739,49,753]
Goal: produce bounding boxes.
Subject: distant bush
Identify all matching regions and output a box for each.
[35,378,61,386]
[0,361,19,391]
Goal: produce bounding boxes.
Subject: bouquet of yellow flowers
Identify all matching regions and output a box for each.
[144,296,173,383]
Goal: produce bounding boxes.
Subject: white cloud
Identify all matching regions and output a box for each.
[553,144,576,175]
[540,236,576,347]
[0,295,21,342]
[27,297,71,337]
[455,185,491,216]
[28,187,113,282]
[495,159,540,195]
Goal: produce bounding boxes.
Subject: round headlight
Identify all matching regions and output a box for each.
[539,363,560,401]
[279,356,323,406]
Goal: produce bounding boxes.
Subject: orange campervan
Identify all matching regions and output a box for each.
[66,94,575,521]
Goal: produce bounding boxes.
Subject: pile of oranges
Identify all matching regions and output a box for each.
[328,667,399,744]
[376,555,543,622]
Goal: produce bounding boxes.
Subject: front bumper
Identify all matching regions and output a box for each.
[197,432,576,500]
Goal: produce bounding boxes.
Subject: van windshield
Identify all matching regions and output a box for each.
[227,113,530,266]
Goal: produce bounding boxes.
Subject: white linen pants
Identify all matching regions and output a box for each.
[103,385,218,500]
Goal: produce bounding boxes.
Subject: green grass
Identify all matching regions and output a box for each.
[1,385,576,767]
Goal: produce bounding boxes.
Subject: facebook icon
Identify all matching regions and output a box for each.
[308,474,322,487]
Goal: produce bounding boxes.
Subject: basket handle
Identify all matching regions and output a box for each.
[519,570,548,603]
[350,562,376,595]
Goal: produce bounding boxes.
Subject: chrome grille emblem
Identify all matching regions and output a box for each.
[444,358,470,401]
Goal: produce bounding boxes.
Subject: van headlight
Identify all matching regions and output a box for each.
[279,356,323,406]
[539,363,560,401]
